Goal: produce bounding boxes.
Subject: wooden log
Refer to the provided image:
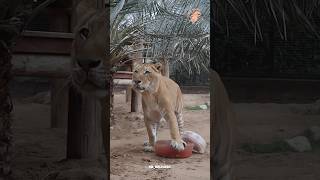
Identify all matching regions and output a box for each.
[112,71,132,79]
[67,86,103,159]
[51,79,69,128]
[13,34,73,54]
[12,54,70,78]
[113,79,132,86]
[11,54,134,80]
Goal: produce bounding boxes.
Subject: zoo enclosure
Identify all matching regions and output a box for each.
[213,1,320,103]
[214,2,320,79]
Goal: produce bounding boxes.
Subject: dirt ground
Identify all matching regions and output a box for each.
[234,103,320,180]
[9,89,320,180]
[10,99,107,180]
[110,92,210,180]
[9,91,210,180]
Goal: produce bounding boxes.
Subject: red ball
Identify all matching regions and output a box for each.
[154,140,194,158]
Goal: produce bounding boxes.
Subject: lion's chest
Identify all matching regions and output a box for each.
[141,94,164,122]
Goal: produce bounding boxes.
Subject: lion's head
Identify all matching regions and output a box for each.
[132,62,163,93]
[71,0,107,95]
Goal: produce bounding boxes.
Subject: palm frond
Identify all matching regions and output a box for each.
[109,0,210,74]
[214,0,320,40]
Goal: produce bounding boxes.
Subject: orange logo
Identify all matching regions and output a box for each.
[189,9,201,24]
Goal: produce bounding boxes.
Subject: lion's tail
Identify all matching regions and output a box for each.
[211,70,235,180]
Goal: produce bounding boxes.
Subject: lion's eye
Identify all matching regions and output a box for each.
[79,27,89,40]
[134,70,138,73]
[144,70,150,74]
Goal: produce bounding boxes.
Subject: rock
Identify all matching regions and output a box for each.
[46,167,107,180]
[142,157,152,162]
[290,101,320,115]
[308,126,320,142]
[285,136,312,152]
[199,104,208,110]
[185,104,208,110]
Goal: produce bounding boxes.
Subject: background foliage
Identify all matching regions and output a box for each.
[213,0,320,78]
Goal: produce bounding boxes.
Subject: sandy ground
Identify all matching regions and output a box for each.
[9,91,210,180]
[9,89,320,180]
[110,92,210,180]
[233,103,320,180]
[11,99,107,180]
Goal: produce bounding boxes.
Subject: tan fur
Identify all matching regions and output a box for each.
[132,63,185,151]
[71,0,107,94]
[210,70,235,180]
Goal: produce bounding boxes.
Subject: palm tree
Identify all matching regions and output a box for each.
[102,1,210,157]
[107,0,210,125]
[215,0,320,39]
[109,0,210,75]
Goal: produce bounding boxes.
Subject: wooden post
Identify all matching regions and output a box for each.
[131,90,140,112]
[160,58,170,77]
[125,66,132,103]
[126,87,132,103]
[51,79,69,128]
[67,87,103,159]
[130,42,143,112]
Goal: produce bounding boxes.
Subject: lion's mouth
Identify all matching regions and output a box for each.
[72,69,106,90]
[133,84,145,91]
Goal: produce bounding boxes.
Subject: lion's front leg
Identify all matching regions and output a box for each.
[165,111,186,151]
[175,111,184,134]
[143,118,158,152]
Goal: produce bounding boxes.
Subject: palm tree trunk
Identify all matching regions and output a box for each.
[0,41,13,178]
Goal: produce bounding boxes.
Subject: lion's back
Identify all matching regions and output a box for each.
[159,76,183,112]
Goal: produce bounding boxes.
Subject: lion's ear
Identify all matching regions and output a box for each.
[133,59,143,66]
[154,62,163,72]
[74,0,97,27]
[76,0,97,13]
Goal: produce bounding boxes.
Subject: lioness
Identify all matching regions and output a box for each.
[71,1,107,97]
[132,62,186,151]
[211,70,235,180]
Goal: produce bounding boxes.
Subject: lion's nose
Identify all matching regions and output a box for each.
[77,59,101,70]
[133,80,141,84]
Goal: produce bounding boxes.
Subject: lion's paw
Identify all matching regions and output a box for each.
[143,140,150,146]
[143,145,154,152]
[170,140,186,151]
